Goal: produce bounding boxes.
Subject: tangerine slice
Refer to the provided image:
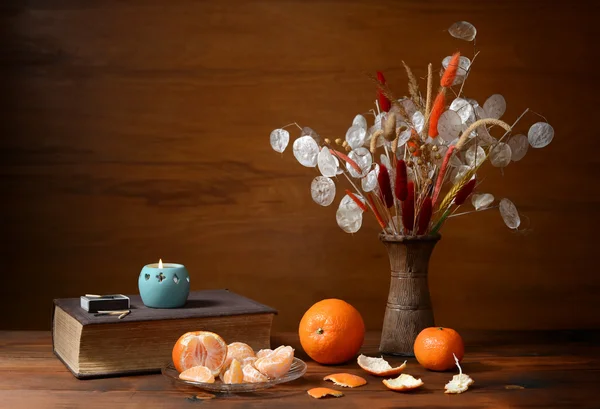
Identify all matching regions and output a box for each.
[223,342,255,370]
[179,365,215,383]
[256,348,273,359]
[254,345,294,379]
[307,387,344,399]
[357,354,407,376]
[241,356,257,367]
[382,374,424,392]
[323,373,367,388]
[242,362,269,383]
[222,359,243,384]
[172,331,228,375]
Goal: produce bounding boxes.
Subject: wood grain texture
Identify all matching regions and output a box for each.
[379,234,438,356]
[0,0,599,331]
[1,330,600,408]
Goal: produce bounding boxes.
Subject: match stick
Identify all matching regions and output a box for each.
[97,310,129,314]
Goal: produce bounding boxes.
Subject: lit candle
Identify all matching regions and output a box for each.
[138,259,190,308]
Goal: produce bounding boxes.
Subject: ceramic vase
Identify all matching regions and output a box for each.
[379,233,440,356]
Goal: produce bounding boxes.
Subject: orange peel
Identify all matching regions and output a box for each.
[323,373,367,388]
[444,353,474,394]
[357,354,407,376]
[382,374,424,392]
[307,387,344,399]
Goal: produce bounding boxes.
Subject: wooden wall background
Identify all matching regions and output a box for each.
[1,0,598,331]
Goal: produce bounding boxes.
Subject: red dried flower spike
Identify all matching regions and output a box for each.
[417,196,432,235]
[402,181,415,233]
[432,145,456,207]
[441,52,461,88]
[345,189,368,212]
[377,164,394,208]
[376,71,391,113]
[428,89,446,138]
[395,159,408,201]
[329,149,361,174]
[366,194,386,229]
[454,178,477,205]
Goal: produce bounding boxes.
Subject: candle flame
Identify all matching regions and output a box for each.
[158,259,163,269]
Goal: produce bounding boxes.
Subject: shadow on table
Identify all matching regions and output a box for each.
[462,362,502,373]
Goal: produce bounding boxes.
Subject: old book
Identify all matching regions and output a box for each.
[52,289,277,379]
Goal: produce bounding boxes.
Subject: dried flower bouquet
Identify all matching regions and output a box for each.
[270,21,553,237]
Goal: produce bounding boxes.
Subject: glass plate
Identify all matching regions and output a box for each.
[162,358,307,393]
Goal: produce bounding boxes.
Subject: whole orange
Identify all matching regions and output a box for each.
[414,327,464,371]
[298,299,365,364]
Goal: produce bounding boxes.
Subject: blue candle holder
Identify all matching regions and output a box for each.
[138,261,190,308]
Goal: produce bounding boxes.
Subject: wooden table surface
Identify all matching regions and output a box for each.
[1,330,599,408]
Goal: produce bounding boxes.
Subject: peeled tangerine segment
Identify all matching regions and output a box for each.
[293,135,319,167]
[347,147,372,178]
[346,124,367,149]
[483,94,506,119]
[437,110,463,142]
[445,374,474,394]
[449,98,475,124]
[471,193,494,210]
[361,164,379,192]
[382,374,424,392]
[222,359,243,384]
[242,362,269,383]
[307,387,344,399]
[357,354,407,376]
[528,122,554,148]
[174,331,228,375]
[489,142,512,168]
[317,147,339,177]
[223,342,255,370]
[179,365,215,383]
[508,134,529,161]
[465,145,486,167]
[256,349,272,359]
[311,176,336,207]
[448,21,477,41]
[500,198,520,229]
[323,373,367,388]
[270,129,290,153]
[254,345,294,379]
